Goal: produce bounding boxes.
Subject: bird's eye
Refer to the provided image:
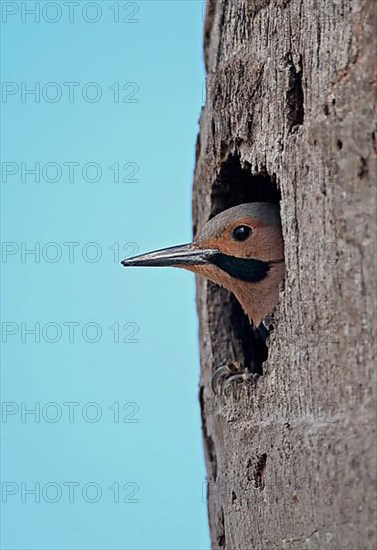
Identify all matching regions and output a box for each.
[232,225,253,242]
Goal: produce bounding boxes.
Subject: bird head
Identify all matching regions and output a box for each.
[121,202,285,326]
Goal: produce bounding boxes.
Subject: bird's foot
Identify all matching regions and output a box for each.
[262,312,275,331]
[258,313,275,347]
[211,362,260,395]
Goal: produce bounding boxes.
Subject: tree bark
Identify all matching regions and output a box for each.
[193,1,376,549]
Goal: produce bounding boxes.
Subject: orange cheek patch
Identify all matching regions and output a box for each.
[197,223,283,261]
[195,215,283,262]
[196,236,221,250]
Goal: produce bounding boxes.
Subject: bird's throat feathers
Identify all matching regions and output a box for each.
[185,255,285,326]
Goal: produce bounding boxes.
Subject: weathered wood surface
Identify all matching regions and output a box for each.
[193,1,376,548]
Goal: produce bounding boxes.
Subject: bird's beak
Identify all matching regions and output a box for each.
[121,243,216,268]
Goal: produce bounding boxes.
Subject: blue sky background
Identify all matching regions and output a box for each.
[1,1,209,548]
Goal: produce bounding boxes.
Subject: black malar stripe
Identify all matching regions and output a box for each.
[208,253,271,282]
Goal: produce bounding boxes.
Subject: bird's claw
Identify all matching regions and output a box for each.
[258,314,275,347]
[223,371,259,390]
[211,362,259,394]
[211,365,231,393]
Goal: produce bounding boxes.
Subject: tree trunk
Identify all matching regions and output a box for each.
[193,1,376,548]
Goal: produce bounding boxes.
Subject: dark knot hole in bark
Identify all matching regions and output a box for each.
[253,452,268,490]
[285,52,304,131]
[208,153,281,376]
